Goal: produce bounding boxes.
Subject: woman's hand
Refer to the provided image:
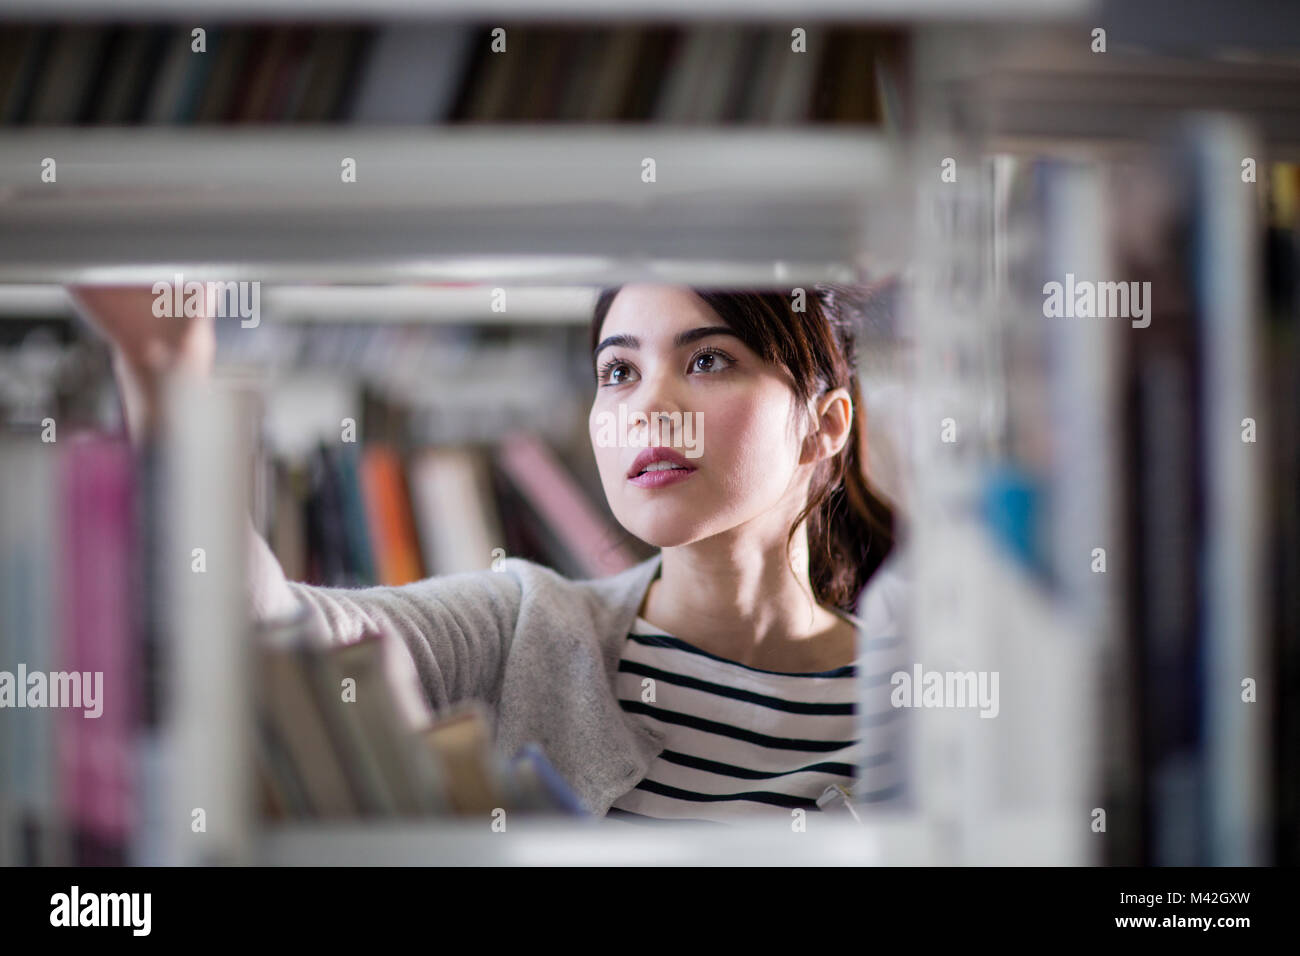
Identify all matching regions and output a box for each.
[68,285,216,441]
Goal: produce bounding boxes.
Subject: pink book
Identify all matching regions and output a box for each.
[496,431,638,578]
[58,435,136,862]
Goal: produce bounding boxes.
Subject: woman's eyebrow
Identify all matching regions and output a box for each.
[593,333,638,362]
[593,326,738,362]
[674,325,738,348]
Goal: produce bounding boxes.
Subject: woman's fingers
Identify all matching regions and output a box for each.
[68,284,216,378]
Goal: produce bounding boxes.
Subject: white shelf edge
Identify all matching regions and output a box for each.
[0,284,72,317]
[0,127,897,286]
[0,281,871,322]
[258,814,937,866]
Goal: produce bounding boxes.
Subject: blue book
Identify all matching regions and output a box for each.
[509,744,589,817]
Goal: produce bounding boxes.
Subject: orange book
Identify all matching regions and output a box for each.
[359,447,425,586]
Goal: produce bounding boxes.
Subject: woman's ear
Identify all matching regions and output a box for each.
[799,388,853,465]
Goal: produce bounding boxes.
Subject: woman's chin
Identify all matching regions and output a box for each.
[621,520,706,550]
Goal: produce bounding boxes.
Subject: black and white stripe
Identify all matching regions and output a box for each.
[607,616,906,824]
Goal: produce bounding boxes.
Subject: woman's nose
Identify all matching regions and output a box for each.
[630,373,677,419]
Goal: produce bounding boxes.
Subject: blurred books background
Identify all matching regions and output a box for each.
[1,4,1298,865]
[0,21,908,128]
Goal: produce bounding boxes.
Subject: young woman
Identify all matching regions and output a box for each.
[71,282,903,825]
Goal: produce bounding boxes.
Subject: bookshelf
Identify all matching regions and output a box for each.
[1,12,1296,868]
[914,23,1300,158]
[903,21,1293,867]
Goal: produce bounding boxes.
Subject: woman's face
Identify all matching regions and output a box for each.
[589,285,813,549]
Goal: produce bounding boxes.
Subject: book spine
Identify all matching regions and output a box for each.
[0,440,61,864]
[157,378,254,864]
[1188,118,1269,866]
[59,436,136,865]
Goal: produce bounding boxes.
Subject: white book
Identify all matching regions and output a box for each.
[409,447,505,577]
[140,376,253,865]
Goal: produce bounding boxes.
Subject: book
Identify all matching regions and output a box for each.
[262,26,314,122]
[766,26,824,124]
[152,379,255,865]
[655,26,718,124]
[408,446,505,577]
[359,445,424,586]
[419,702,503,816]
[1182,119,1269,866]
[304,443,353,586]
[495,431,639,579]
[419,703,589,817]
[315,633,448,815]
[0,26,42,124]
[335,445,378,585]
[58,435,136,866]
[293,28,367,122]
[296,636,402,816]
[0,438,60,865]
[268,459,309,583]
[348,24,473,124]
[582,26,641,122]
[195,27,252,123]
[234,27,291,123]
[24,26,103,124]
[258,641,360,818]
[507,743,589,816]
[143,27,209,124]
[89,26,168,125]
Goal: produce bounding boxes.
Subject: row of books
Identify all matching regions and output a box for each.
[0,22,906,127]
[1114,150,1299,868]
[0,436,136,866]
[257,624,585,822]
[981,145,1299,865]
[262,433,642,589]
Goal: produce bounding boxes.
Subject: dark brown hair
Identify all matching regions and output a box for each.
[590,285,895,614]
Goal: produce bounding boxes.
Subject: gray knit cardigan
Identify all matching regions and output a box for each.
[248,526,670,816]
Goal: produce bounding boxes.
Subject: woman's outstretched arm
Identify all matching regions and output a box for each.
[68,285,521,722]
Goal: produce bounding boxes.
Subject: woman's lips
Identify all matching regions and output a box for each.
[628,465,697,489]
[626,447,698,488]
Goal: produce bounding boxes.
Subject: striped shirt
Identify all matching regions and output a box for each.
[606,611,907,825]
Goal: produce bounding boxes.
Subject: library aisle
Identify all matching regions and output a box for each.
[0,3,1297,872]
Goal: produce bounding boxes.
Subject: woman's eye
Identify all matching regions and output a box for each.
[690,349,732,374]
[598,359,636,386]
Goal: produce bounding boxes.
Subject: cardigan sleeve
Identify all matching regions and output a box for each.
[246,518,522,727]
